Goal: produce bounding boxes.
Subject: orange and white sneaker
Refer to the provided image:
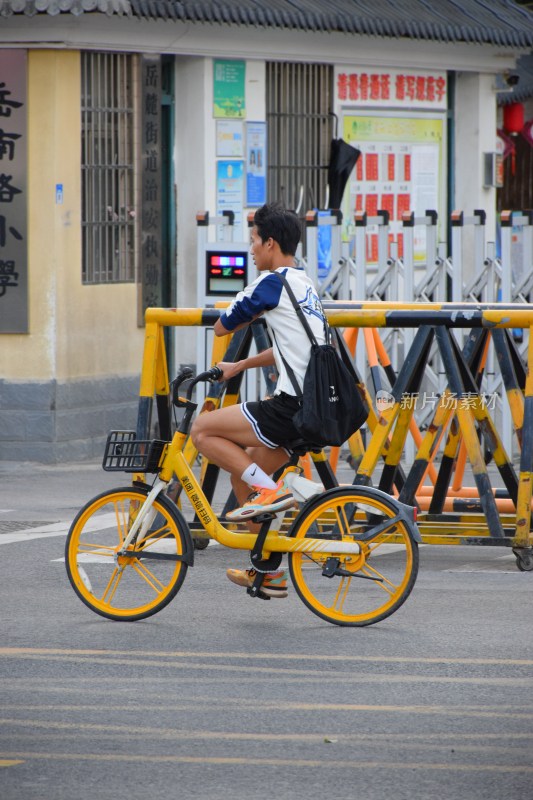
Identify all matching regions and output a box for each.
[226,568,288,599]
[225,479,295,521]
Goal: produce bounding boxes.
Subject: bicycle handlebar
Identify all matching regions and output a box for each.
[172,366,223,406]
[187,366,223,398]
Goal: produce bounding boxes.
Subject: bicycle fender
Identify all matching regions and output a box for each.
[348,485,422,543]
[408,521,422,543]
[286,484,422,543]
[168,501,195,566]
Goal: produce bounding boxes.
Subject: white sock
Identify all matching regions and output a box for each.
[241,462,277,490]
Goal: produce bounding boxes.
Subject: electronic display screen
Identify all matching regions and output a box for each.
[205,250,247,296]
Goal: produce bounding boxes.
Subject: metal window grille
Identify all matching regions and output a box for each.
[266,62,334,214]
[81,52,138,284]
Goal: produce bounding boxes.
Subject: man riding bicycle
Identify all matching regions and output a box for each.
[191,202,326,598]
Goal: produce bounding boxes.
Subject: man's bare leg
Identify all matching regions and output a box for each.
[191,404,264,476]
[191,405,291,530]
[230,445,291,533]
[229,445,290,503]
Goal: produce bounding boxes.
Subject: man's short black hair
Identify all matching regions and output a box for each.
[253,202,301,256]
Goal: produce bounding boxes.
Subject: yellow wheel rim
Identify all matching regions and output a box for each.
[289,491,417,626]
[67,489,186,619]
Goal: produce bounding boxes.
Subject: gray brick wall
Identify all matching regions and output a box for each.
[0,375,140,463]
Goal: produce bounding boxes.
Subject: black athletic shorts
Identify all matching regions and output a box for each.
[241,392,302,450]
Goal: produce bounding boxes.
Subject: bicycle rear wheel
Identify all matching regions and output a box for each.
[65,486,191,621]
[288,486,419,627]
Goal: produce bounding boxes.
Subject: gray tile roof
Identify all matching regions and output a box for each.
[0,0,130,15]
[1,0,533,48]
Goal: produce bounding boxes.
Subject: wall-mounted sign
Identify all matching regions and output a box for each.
[0,49,27,334]
[213,60,245,118]
[335,67,447,111]
[216,160,244,240]
[342,113,445,262]
[140,55,162,321]
[216,120,244,157]
[246,121,266,207]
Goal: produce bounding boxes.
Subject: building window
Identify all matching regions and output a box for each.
[266,62,334,214]
[81,52,138,284]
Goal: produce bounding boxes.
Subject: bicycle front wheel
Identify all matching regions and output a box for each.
[288,486,419,627]
[65,486,191,621]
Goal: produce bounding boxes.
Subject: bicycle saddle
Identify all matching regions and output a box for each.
[287,438,323,456]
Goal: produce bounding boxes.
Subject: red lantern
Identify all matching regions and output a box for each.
[503,102,525,136]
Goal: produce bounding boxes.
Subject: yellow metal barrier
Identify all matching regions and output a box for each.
[137,302,533,570]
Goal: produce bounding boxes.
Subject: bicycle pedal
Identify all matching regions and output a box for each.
[252,512,276,523]
[246,586,271,601]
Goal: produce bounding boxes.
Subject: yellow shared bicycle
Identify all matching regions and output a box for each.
[65,368,421,627]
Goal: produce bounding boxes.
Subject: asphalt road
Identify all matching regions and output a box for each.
[1,459,532,800]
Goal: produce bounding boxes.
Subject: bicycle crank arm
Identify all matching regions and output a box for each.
[322,558,383,582]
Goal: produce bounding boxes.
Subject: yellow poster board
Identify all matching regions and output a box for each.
[342,114,445,262]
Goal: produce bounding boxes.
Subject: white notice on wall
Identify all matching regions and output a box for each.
[411,145,439,215]
[216,120,244,157]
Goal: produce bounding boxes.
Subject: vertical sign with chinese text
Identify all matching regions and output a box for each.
[140,55,162,321]
[0,50,27,333]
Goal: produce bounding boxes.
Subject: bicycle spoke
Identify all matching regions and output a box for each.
[131,559,167,593]
[137,527,171,550]
[332,504,352,537]
[366,526,400,548]
[331,575,351,612]
[360,562,398,596]
[114,500,130,545]
[101,567,124,604]
[76,542,115,556]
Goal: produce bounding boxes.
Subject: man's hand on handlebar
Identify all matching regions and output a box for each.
[172,366,223,406]
[215,361,243,382]
[214,349,275,384]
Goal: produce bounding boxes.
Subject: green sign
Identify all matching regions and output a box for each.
[213,59,245,118]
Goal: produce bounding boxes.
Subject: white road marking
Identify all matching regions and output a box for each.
[444,553,523,573]
[0,513,118,545]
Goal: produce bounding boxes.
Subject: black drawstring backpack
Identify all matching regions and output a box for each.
[273,273,368,448]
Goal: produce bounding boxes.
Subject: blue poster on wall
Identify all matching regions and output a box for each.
[217,160,244,240]
[317,210,332,280]
[246,121,266,207]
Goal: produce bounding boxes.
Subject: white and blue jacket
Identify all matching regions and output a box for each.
[220,266,326,397]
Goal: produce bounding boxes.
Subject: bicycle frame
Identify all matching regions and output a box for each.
[119,429,363,560]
